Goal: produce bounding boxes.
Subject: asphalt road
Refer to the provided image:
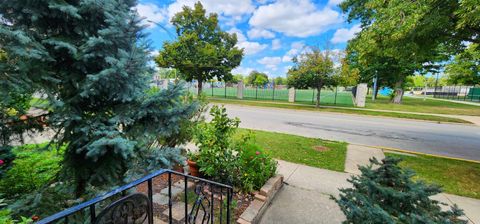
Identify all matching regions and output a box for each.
[221,104,480,161]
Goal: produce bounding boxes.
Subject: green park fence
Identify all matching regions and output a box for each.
[433,85,480,102]
[187,82,355,106]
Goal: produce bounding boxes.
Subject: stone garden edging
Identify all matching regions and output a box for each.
[236,175,284,224]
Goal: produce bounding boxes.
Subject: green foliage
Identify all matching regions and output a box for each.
[0,0,198,201]
[193,106,276,192]
[155,2,243,94]
[236,138,277,192]
[247,71,268,86]
[446,43,480,85]
[0,70,41,177]
[405,75,448,89]
[287,46,336,107]
[0,144,63,199]
[336,58,359,87]
[340,0,480,103]
[273,76,286,85]
[0,146,14,177]
[335,157,466,224]
[0,209,32,224]
[194,105,240,185]
[231,74,245,84]
[157,68,179,80]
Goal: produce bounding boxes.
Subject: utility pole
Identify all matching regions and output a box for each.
[434,72,439,98]
[424,83,427,101]
[372,72,378,101]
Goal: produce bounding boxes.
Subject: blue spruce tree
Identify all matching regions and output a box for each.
[0,0,197,201]
[335,157,466,224]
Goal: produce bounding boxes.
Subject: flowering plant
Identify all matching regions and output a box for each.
[235,134,277,192]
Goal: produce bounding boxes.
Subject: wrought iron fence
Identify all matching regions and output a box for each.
[433,85,480,102]
[37,169,233,224]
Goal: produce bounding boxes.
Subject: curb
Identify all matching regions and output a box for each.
[209,98,473,125]
[351,143,480,164]
[237,175,284,224]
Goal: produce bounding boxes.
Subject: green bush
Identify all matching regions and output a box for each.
[237,139,277,192]
[0,209,32,224]
[194,105,240,185]
[335,157,466,224]
[0,144,63,199]
[193,106,276,192]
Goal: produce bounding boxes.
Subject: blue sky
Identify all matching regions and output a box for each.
[136,0,361,78]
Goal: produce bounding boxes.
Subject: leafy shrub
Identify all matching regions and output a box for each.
[0,196,32,224]
[237,139,277,192]
[0,209,32,224]
[194,105,240,185]
[0,144,63,199]
[193,106,276,192]
[0,146,15,177]
[335,157,466,224]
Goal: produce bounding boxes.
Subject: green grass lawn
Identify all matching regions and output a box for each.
[236,129,347,172]
[386,152,480,199]
[30,97,50,109]
[211,98,470,124]
[366,95,480,116]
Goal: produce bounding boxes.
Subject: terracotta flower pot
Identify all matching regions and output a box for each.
[173,164,184,173]
[187,159,200,177]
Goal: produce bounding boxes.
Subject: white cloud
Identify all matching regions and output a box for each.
[282,41,305,62]
[283,65,292,73]
[150,50,160,57]
[228,28,268,55]
[258,56,282,70]
[328,49,344,68]
[232,66,255,75]
[167,0,255,24]
[135,3,167,28]
[330,24,362,43]
[271,39,281,50]
[282,55,292,62]
[247,28,275,39]
[249,0,343,37]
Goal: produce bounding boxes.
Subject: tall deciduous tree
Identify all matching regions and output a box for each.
[340,0,479,103]
[336,57,360,87]
[287,47,336,107]
[155,2,243,94]
[446,43,480,85]
[247,71,269,87]
[274,76,286,85]
[0,0,197,201]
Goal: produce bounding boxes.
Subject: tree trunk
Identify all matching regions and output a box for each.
[75,174,86,198]
[316,86,322,108]
[197,79,203,95]
[391,80,404,104]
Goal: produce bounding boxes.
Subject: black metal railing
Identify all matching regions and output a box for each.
[37,169,233,224]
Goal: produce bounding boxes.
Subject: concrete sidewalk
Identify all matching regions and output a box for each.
[259,160,480,224]
[259,160,350,224]
[344,144,384,175]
